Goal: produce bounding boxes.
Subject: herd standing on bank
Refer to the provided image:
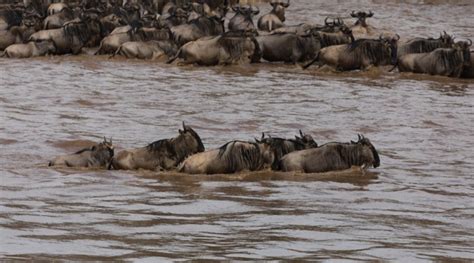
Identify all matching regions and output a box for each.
[49,122,381,174]
[0,0,472,77]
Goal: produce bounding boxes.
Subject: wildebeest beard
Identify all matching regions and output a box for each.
[217,141,265,173]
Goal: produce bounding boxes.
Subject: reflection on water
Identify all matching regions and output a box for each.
[1,0,474,261]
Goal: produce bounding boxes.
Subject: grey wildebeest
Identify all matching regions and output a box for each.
[166,30,261,66]
[303,35,399,71]
[110,123,205,171]
[1,40,56,58]
[29,16,102,54]
[48,137,114,168]
[397,40,472,78]
[170,15,225,46]
[228,4,259,32]
[257,0,290,32]
[350,10,375,37]
[257,130,318,170]
[111,39,178,60]
[256,30,321,63]
[397,31,454,58]
[278,134,380,173]
[43,7,75,29]
[178,140,275,174]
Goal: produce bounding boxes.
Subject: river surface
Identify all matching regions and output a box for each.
[1,0,474,261]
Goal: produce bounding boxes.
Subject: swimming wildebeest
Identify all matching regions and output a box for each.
[110,123,205,171]
[257,0,290,32]
[350,10,375,36]
[256,30,321,63]
[94,24,140,54]
[48,137,114,168]
[228,4,259,32]
[170,15,225,46]
[43,6,75,29]
[277,134,380,173]
[111,39,178,60]
[1,40,56,58]
[257,130,318,169]
[303,35,399,71]
[314,23,354,48]
[166,30,261,66]
[397,40,472,78]
[178,139,276,174]
[397,31,454,58]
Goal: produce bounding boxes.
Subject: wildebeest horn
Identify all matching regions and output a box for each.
[299,129,304,137]
[231,4,239,12]
[395,34,400,41]
[368,10,374,17]
[283,0,290,8]
[467,39,472,46]
[358,134,362,141]
[324,17,330,26]
[182,121,187,131]
[103,136,107,143]
[261,132,265,140]
[350,10,356,17]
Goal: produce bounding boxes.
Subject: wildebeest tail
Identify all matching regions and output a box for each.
[389,61,398,72]
[302,51,320,69]
[166,48,182,64]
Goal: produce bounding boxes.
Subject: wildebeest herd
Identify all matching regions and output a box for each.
[48,122,381,174]
[0,0,473,77]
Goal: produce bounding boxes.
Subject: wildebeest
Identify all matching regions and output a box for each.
[314,24,354,48]
[1,40,56,58]
[94,23,139,54]
[228,4,259,32]
[49,137,114,168]
[270,22,313,35]
[350,10,375,37]
[43,7,75,29]
[170,15,224,46]
[397,31,454,58]
[29,16,102,54]
[257,0,290,32]
[167,30,261,66]
[278,134,380,173]
[0,8,23,31]
[397,40,472,78]
[304,35,399,71]
[257,130,318,169]
[110,122,205,171]
[178,140,275,174]
[112,39,178,60]
[256,31,321,63]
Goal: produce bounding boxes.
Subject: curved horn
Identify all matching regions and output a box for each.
[395,34,400,41]
[261,132,265,140]
[103,136,107,142]
[299,129,304,137]
[283,0,290,8]
[468,39,472,46]
[358,134,362,141]
[324,17,329,26]
[368,10,374,17]
[350,10,356,17]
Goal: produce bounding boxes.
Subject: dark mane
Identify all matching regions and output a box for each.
[218,141,264,172]
[0,9,22,29]
[432,48,465,77]
[63,21,91,44]
[74,146,93,154]
[184,126,205,153]
[147,139,175,155]
[347,39,388,65]
[218,36,247,60]
[190,16,223,35]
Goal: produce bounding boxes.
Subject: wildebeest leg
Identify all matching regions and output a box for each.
[166,48,182,64]
[0,51,5,57]
[110,45,122,59]
[302,52,320,69]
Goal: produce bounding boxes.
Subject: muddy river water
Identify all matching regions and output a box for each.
[1,0,474,261]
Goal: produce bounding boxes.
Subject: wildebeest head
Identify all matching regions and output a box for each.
[439,31,454,47]
[351,134,380,168]
[232,4,259,19]
[178,122,205,153]
[351,10,373,27]
[453,39,472,67]
[295,130,318,148]
[322,17,345,32]
[270,0,290,22]
[380,34,400,65]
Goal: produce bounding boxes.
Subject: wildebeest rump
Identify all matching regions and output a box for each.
[178,140,275,174]
[257,0,290,32]
[278,134,380,173]
[49,137,114,168]
[110,122,205,171]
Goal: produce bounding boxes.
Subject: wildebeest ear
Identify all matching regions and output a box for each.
[91,145,97,151]
[255,138,260,143]
[299,129,304,137]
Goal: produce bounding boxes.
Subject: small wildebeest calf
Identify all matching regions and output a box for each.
[277,134,380,173]
[49,137,114,168]
[178,140,276,174]
[110,123,205,171]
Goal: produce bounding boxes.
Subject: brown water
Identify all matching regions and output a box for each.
[1,0,474,261]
